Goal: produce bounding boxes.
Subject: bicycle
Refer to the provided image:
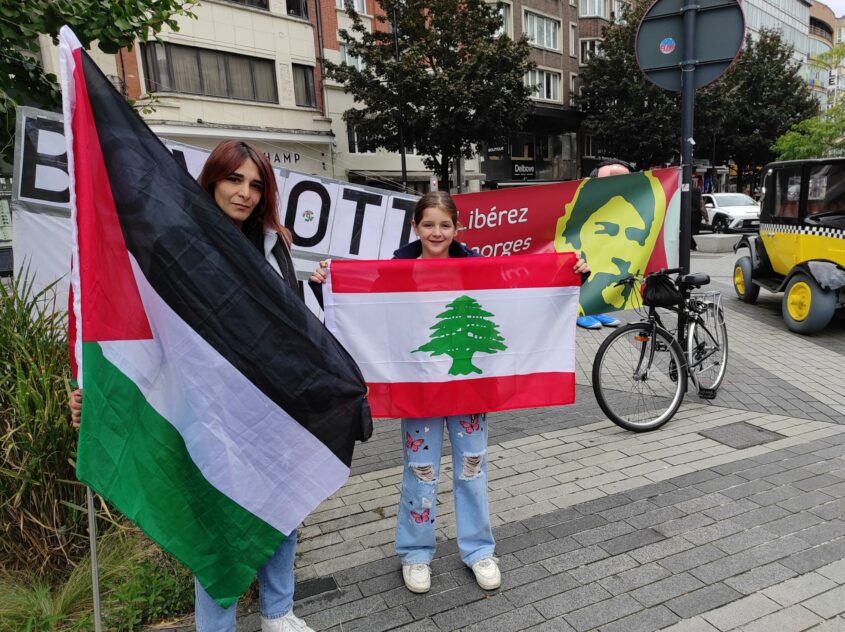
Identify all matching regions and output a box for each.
[591,267,729,432]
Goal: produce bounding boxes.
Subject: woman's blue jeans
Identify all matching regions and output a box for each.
[194,530,297,632]
[395,415,495,566]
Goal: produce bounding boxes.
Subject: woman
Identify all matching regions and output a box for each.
[70,140,310,632]
[311,191,588,594]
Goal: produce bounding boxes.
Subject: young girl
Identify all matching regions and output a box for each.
[70,140,311,632]
[311,191,588,594]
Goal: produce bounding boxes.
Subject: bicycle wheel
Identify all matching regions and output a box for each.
[592,323,687,432]
[687,302,728,392]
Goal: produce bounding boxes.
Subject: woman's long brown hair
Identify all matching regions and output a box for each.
[198,139,292,245]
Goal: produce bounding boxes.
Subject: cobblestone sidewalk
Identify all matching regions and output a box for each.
[162,251,845,632]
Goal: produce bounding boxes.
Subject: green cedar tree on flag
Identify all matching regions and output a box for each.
[414,296,508,375]
[59,27,371,607]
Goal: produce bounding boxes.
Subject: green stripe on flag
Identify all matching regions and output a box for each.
[77,341,285,607]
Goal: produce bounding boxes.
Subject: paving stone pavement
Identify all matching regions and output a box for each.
[165,251,845,631]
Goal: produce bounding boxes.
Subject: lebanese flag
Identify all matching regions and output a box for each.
[59,28,371,606]
[323,253,580,418]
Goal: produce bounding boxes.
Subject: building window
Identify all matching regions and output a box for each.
[525,68,561,102]
[580,38,601,65]
[347,126,375,153]
[583,134,601,157]
[569,73,578,106]
[337,0,366,12]
[339,44,365,70]
[287,0,308,18]
[292,64,316,107]
[569,22,577,57]
[495,3,512,38]
[612,0,626,22]
[222,0,269,8]
[524,11,560,51]
[142,42,278,103]
[579,0,608,18]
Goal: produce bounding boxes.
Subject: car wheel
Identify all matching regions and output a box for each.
[712,216,728,233]
[782,273,836,334]
[733,256,759,303]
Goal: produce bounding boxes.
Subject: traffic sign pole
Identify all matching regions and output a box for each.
[635,0,744,274]
[679,3,696,274]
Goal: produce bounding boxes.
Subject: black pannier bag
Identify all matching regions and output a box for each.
[642,274,683,307]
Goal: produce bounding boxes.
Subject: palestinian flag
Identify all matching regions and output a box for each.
[59,28,371,606]
[323,253,579,418]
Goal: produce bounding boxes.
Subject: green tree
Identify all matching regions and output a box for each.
[577,17,817,182]
[326,0,535,187]
[772,105,845,159]
[576,2,679,168]
[414,295,507,375]
[772,43,845,160]
[1,0,197,167]
[708,29,818,190]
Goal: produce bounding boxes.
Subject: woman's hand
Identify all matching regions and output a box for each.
[573,256,590,275]
[309,259,330,284]
[69,389,82,429]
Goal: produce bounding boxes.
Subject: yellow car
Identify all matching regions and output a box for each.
[733,158,845,334]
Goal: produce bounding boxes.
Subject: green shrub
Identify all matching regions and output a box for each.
[0,526,194,632]
[0,271,90,574]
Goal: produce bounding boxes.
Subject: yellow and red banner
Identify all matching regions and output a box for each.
[453,169,679,315]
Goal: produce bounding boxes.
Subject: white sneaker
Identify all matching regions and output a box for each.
[471,557,501,590]
[402,563,431,593]
[261,609,314,632]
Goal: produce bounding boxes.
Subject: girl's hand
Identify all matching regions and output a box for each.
[69,389,82,429]
[573,256,590,275]
[309,259,330,284]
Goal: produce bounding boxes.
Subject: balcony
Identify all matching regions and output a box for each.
[810,23,833,43]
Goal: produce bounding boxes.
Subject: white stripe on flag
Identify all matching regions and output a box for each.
[325,286,579,383]
[100,255,349,536]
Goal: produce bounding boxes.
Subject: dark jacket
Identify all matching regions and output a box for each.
[392,240,479,260]
[309,240,480,308]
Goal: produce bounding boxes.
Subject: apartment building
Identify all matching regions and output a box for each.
[40,0,336,176]
[317,0,482,193]
[476,0,582,187]
[807,0,835,109]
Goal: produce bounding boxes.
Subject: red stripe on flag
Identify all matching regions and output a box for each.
[330,252,579,294]
[72,49,152,342]
[366,372,575,418]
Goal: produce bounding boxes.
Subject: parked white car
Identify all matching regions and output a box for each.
[702,193,761,233]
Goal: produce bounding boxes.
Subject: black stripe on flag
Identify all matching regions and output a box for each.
[79,52,371,465]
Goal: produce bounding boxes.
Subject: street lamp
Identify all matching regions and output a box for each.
[392,0,408,191]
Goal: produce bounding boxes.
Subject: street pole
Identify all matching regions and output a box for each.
[679,3,696,274]
[392,2,408,192]
[87,487,103,632]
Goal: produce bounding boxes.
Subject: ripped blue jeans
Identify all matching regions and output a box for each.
[395,414,495,567]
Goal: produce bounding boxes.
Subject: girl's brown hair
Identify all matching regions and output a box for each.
[198,140,292,245]
[413,191,460,226]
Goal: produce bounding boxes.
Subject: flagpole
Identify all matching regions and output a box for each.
[86,487,103,632]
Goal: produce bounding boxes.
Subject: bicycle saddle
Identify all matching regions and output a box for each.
[678,272,710,287]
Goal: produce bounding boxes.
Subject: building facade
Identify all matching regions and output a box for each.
[807,1,835,109]
[39,0,345,178]
[477,0,582,188]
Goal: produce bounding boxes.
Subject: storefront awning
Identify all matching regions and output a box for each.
[148,124,334,145]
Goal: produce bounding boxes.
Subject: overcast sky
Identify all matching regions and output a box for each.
[822,0,845,19]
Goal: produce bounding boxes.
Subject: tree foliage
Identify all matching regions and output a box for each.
[1,0,197,166]
[703,29,818,186]
[772,105,845,159]
[577,13,817,180]
[326,0,535,187]
[576,2,678,169]
[772,43,845,160]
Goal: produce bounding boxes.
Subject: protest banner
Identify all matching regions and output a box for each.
[12,106,679,316]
